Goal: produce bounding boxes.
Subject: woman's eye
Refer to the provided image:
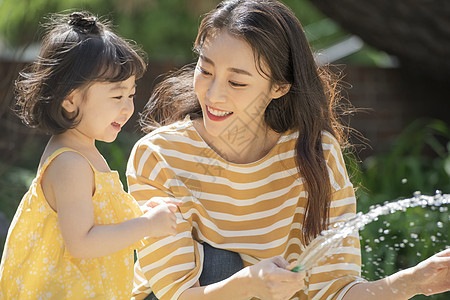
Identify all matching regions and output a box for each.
[113,96,123,100]
[229,81,247,87]
[198,66,211,76]
[129,94,136,100]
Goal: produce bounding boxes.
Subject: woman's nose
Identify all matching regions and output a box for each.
[206,79,227,103]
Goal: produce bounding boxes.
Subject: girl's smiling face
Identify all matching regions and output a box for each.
[193,30,288,143]
[63,76,136,144]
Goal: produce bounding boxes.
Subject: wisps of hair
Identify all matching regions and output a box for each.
[139,63,200,133]
[15,11,147,134]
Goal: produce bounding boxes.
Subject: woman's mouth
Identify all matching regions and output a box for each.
[206,105,233,121]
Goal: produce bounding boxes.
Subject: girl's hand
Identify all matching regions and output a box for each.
[141,201,179,237]
[409,248,450,296]
[142,197,182,211]
[242,256,305,300]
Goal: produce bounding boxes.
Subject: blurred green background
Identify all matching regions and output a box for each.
[0,1,448,299]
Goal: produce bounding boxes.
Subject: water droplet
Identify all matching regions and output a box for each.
[294,193,449,272]
[401,178,407,184]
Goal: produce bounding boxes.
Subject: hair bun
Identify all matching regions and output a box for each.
[68,12,97,33]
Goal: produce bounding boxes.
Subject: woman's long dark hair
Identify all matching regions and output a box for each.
[141,0,350,243]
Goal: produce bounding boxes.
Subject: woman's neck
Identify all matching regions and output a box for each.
[193,119,281,164]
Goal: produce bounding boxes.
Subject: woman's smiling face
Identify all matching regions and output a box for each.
[193,30,286,141]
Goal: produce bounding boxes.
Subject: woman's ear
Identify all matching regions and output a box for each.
[271,83,291,100]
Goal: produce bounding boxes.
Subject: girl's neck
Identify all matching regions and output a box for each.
[42,133,110,173]
[52,130,97,151]
[193,118,281,164]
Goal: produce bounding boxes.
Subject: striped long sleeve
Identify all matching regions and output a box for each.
[126,118,364,300]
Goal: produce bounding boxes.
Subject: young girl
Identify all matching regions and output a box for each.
[0,11,178,299]
[127,0,450,299]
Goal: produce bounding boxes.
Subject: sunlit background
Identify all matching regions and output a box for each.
[0,1,448,299]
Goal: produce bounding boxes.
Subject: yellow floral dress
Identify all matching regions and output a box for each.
[0,148,143,299]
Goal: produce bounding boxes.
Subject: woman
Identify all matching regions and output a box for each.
[127,0,450,299]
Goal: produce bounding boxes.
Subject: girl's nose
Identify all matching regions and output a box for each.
[123,98,134,117]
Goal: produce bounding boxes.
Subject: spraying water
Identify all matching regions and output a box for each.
[292,191,449,272]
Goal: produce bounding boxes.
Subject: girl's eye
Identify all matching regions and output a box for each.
[129,94,136,100]
[229,81,247,87]
[113,96,122,100]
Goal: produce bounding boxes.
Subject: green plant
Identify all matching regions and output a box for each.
[0,0,389,64]
[352,118,450,300]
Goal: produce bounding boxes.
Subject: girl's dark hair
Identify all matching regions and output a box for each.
[15,11,147,134]
[141,0,350,243]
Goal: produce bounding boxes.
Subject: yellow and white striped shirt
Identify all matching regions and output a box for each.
[126,117,363,300]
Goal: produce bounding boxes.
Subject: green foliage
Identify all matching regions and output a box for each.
[357,118,450,200]
[0,0,209,61]
[0,137,47,219]
[0,163,35,220]
[353,118,450,300]
[117,0,206,61]
[0,0,388,64]
[0,0,110,45]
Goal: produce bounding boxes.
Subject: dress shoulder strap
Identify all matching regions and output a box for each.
[38,147,95,176]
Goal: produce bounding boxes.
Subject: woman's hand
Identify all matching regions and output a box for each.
[408,248,450,296]
[243,256,306,300]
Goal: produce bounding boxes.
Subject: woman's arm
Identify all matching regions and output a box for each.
[179,257,305,300]
[43,152,177,259]
[343,248,450,299]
